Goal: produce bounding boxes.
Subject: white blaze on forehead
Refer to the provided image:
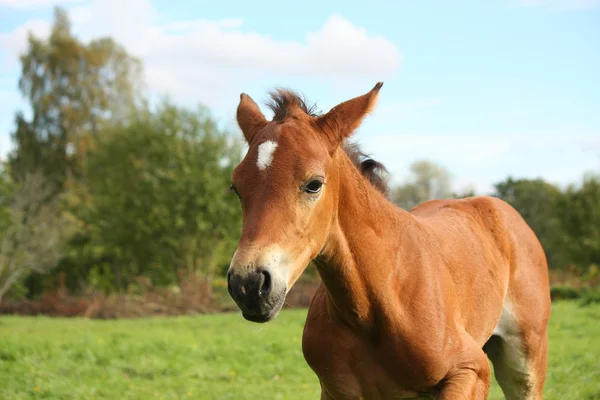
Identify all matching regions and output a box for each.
[257,140,278,170]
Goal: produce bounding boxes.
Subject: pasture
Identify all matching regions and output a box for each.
[0,300,598,400]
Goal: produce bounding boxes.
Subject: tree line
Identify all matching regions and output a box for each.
[0,8,598,303]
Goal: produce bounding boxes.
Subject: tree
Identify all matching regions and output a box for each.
[561,172,600,268]
[492,177,568,269]
[6,6,144,296]
[392,160,453,210]
[81,102,242,292]
[8,6,143,192]
[0,167,74,302]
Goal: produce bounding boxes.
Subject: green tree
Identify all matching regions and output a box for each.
[6,6,144,296]
[493,177,568,268]
[562,172,600,268]
[8,6,143,192]
[81,102,242,292]
[0,166,74,302]
[392,160,453,210]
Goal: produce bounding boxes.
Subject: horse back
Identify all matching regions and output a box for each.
[408,195,548,345]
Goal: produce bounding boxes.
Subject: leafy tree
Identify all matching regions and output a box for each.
[6,6,144,295]
[451,185,477,199]
[392,160,453,210]
[492,177,568,268]
[562,172,600,268]
[8,6,143,193]
[81,102,242,291]
[0,166,74,302]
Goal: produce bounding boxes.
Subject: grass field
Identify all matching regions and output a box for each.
[1,301,599,400]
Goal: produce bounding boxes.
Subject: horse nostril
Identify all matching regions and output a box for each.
[259,269,272,297]
[227,271,233,293]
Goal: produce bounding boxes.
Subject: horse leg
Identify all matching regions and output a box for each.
[437,334,491,400]
[483,299,549,400]
[483,200,551,399]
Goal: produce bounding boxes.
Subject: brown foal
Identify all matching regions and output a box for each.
[226,83,551,399]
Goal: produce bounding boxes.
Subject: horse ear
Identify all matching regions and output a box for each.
[315,82,383,152]
[237,93,268,143]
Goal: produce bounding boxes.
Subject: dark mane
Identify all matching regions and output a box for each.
[265,88,390,197]
[341,141,390,197]
[265,88,321,121]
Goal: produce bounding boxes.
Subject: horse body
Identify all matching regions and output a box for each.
[302,169,550,399]
[227,83,551,399]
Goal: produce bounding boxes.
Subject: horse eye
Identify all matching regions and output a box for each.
[229,184,240,198]
[304,180,323,194]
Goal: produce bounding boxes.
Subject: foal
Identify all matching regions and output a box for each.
[226,83,551,399]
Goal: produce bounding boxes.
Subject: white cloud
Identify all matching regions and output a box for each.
[0,0,85,8]
[507,0,600,10]
[0,19,50,70]
[0,0,401,110]
[581,137,600,153]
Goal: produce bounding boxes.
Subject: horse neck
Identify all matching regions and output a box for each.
[314,151,414,330]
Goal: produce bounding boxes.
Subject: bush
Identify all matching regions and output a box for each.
[550,285,600,307]
[550,286,582,301]
[580,290,600,307]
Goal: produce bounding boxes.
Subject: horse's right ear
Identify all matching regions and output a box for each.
[237,93,268,143]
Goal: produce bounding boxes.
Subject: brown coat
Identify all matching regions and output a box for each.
[228,83,551,399]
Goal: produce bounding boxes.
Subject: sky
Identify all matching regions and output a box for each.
[0,0,599,194]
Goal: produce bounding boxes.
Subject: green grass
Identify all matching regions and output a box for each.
[0,301,599,400]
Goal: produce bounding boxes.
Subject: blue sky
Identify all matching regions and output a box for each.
[0,0,599,193]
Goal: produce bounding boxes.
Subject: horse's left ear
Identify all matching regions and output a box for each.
[315,82,383,152]
[237,93,268,144]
